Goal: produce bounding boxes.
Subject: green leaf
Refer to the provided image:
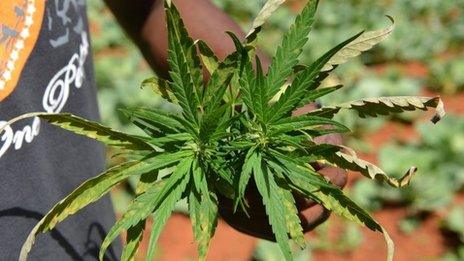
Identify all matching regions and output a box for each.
[39,113,154,150]
[189,174,219,261]
[102,156,191,261]
[188,189,203,251]
[295,70,331,108]
[135,170,160,195]
[246,0,287,38]
[302,107,341,118]
[203,67,234,117]
[191,158,204,194]
[121,219,145,261]
[300,85,342,103]
[197,40,219,74]
[19,154,183,261]
[224,31,262,104]
[322,16,395,71]
[120,108,184,135]
[313,188,382,231]
[268,31,364,122]
[121,171,165,261]
[267,0,319,100]
[312,96,445,123]
[141,75,176,103]
[100,157,191,260]
[253,152,293,261]
[267,149,335,189]
[145,157,193,261]
[207,106,238,142]
[269,115,350,136]
[253,56,269,122]
[234,147,257,210]
[144,133,193,149]
[166,2,202,126]
[208,156,235,198]
[200,105,229,143]
[238,53,257,113]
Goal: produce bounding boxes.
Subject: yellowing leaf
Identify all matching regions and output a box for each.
[329,148,417,188]
[278,187,305,248]
[189,176,219,261]
[19,160,156,261]
[322,16,394,71]
[141,76,176,103]
[246,0,287,38]
[197,40,219,74]
[0,112,154,150]
[121,220,145,261]
[309,96,445,123]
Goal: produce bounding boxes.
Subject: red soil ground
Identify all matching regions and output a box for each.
[135,197,460,261]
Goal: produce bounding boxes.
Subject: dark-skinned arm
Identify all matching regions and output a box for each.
[103,0,254,78]
[103,0,347,240]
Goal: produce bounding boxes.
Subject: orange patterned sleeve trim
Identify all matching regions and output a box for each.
[0,0,45,101]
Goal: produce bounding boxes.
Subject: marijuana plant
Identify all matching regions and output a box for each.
[3,1,445,260]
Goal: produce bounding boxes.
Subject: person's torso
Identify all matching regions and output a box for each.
[0,1,120,259]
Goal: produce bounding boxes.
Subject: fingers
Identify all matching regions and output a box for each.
[294,165,348,211]
[218,194,330,241]
[313,131,343,146]
[292,103,318,116]
[218,194,276,241]
[318,166,348,189]
[299,204,330,233]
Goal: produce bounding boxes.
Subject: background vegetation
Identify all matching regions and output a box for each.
[88,0,464,260]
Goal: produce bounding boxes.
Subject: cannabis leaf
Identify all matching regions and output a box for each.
[253,152,293,260]
[322,16,395,71]
[20,153,188,261]
[13,1,445,261]
[0,112,154,150]
[246,0,287,38]
[328,149,418,188]
[308,96,445,123]
[266,0,319,100]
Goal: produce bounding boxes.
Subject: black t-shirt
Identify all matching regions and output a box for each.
[0,1,120,260]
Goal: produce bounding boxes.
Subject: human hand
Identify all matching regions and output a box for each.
[218,103,347,240]
[218,158,347,241]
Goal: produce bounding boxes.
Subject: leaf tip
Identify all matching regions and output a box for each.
[382,226,395,261]
[385,15,395,26]
[430,97,445,124]
[398,166,417,187]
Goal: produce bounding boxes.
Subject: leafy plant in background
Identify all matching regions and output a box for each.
[319,66,422,133]
[215,0,464,98]
[88,1,165,133]
[215,0,464,62]
[441,206,464,261]
[213,0,460,133]
[253,239,311,261]
[443,206,464,243]
[3,1,446,260]
[352,115,464,213]
[88,0,464,132]
[428,55,464,94]
[351,115,464,257]
[253,217,364,260]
